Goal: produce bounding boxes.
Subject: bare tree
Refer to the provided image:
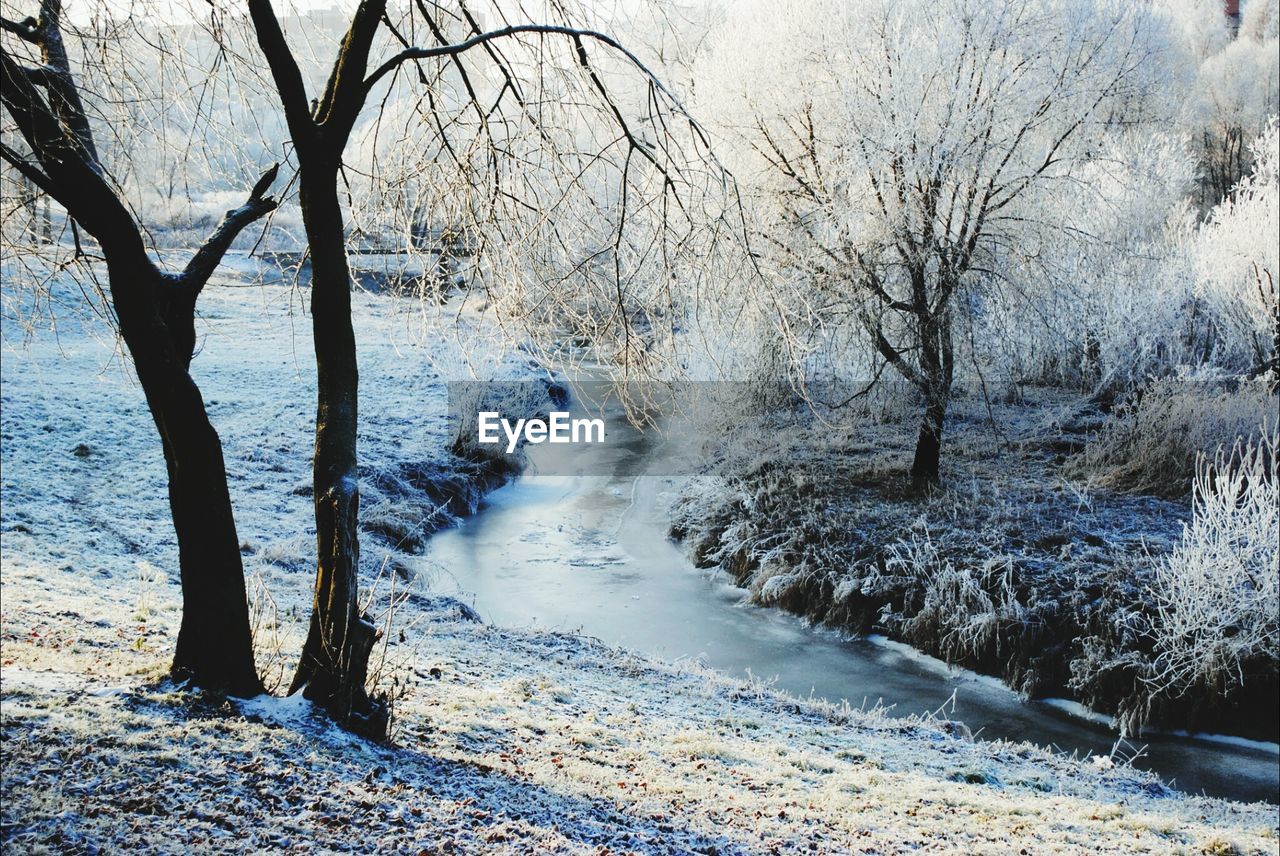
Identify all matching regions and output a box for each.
[241,0,732,736]
[0,0,279,692]
[698,0,1164,488]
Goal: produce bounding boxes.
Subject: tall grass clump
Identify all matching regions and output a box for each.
[1068,374,1275,497]
[867,528,1029,665]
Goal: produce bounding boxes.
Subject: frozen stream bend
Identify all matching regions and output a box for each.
[422,397,1279,805]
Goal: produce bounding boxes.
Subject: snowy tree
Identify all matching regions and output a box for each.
[697,0,1170,488]
[1015,114,1277,390]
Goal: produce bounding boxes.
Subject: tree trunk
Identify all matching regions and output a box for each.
[910,393,948,490]
[2,8,271,699]
[110,261,262,695]
[910,306,954,491]
[288,167,387,739]
[245,0,386,735]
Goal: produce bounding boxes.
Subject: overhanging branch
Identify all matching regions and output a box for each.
[364,24,663,100]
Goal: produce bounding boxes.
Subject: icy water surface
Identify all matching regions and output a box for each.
[424,396,1280,804]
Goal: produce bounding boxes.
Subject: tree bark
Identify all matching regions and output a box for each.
[910,394,948,490]
[288,166,386,738]
[909,306,954,491]
[111,261,262,695]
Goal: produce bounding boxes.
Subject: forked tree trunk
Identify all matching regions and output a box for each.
[111,261,262,695]
[2,2,271,699]
[246,0,389,738]
[288,169,386,738]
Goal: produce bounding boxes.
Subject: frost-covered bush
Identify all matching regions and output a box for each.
[1186,11,1279,205]
[1155,0,1232,61]
[1195,118,1279,373]
[867,528,1026,662]
[1149,0,1276,206]
[993,130,1202,390]
[1145,432,1279,697]
[1011,117,1276,391]
[1241,0,1279,41]
[1068,374,1275,496]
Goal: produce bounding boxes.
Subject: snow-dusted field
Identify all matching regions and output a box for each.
[1,260,513,686]
[2,267,1278,853]
[5,604,1279,853]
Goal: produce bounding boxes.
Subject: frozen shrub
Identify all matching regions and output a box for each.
[1067,374,1275,497]
[1189,32,1279,206]
[868,528,1027,663]
[1195,117,1279,374]
[1144,432,1279,698]
[998,131,1202,392]
[1070,628,1155,738]
[1155,0,1231,62]
[1240,0,1279,42]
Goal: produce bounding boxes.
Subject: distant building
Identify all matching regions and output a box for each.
[1225,0,1242,36]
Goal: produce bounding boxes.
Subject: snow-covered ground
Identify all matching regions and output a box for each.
[2,264,1278,853]
[5,605,1279,853]
[0,257,527,688]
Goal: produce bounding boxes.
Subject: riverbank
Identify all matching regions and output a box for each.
[667,389,1279,743]
[412,421,1280,802]
[5,596,1279,853]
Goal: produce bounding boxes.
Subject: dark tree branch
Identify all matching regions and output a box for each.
[863,313,923,389]
[247,0,315,150]
[812,357,893,409]
[179,164,280,295]
[366,24,652,96]
[30,0,99,169]
[6,60,48,86]
[314,0,387,141]
[1,48,82,198]
[0,14,40,42]
[1,47,139,257]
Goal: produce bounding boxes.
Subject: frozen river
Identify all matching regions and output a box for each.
[423,392,1279,804]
